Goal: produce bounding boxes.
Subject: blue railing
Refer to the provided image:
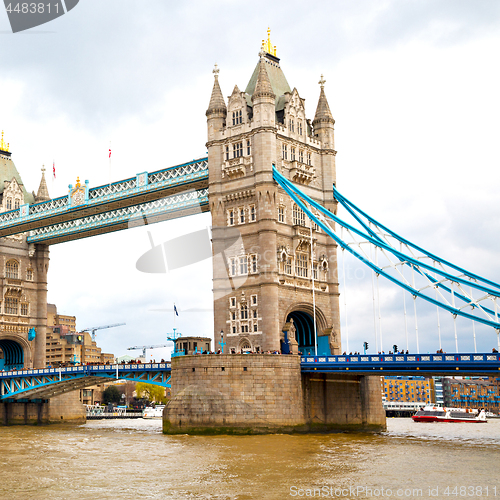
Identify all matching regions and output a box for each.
[0,363,171,379]
[301,353,500,374]
[0,363,172,401]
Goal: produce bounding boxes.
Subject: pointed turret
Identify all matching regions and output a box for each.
[206,63,227,117]
[36,166,50,202]
[251,53,276,102]
[312,75,335,149]
[206,64,227,144]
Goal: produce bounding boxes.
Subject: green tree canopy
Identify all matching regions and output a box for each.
[136,382,165,403]
[102,385,122,404]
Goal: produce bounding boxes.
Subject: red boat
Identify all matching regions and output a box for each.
[412,406,487,423]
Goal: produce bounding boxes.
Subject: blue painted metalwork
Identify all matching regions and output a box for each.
[273,167,500,332]
[301,352,500,375]
[0,363,171,401]
[28,328,36,341]
[0,157,208,240]
[28,188,209,244]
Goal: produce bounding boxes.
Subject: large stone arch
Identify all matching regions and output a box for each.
[283,303,329,355]
[0,334,32,370]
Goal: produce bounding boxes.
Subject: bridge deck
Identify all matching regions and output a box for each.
[301,352,500,375]
[0,363,171,401]
[0,158,208,244]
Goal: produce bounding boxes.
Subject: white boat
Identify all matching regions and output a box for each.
[142,405,165,419]
[412,405,487,423]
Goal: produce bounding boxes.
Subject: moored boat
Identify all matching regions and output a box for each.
[142,405,165,419]
[412,405,487,423]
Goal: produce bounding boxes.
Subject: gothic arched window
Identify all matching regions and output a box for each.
[6,260,19,279]
[5,297,18,315]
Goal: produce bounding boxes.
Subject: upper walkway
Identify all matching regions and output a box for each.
[0,158,208,244]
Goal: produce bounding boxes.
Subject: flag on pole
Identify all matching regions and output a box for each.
[109,149,112,158]
[52,161,56,179]
[174,305,179,316]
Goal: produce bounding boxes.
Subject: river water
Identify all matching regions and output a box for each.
[0,418,499,500]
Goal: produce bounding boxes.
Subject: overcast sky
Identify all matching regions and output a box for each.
[1,0,500,359]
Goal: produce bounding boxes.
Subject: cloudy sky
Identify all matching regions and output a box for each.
[1,0,500,358]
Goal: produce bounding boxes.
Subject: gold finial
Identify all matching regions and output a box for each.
[261,27,276,57]
[213,63,219,78]
[0,130,10,152]
[75,177,81,188]
[319,74,326,88]
[41,165,46,174]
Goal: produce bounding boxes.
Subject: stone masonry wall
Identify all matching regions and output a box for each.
[302,373,386,432]
[164,354,305,434]
[0,391,85,425]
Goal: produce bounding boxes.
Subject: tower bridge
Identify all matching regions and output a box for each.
[0,32,498,431]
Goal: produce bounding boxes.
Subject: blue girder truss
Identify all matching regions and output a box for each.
[0,157,208,243]
[28,188,208,244]
[273,166,500,340]
[0,363,171,401]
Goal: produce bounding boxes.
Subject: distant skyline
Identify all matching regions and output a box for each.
[1,1,500,358]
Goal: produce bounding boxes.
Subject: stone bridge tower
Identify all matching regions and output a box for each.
[206,33,341,355]
[0,132,50,370]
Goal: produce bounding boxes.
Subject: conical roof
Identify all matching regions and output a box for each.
[36,167,50,201]
[206,64,227,116]
[252,55,275,101]
[313,76,335,126]
[246,53,289,106]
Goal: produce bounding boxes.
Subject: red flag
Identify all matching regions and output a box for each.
[109,149,112,158]
[52,161,56,179]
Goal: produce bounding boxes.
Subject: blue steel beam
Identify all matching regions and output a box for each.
[28,188,208,245]
[0,363,171,401]
[273,167,500,332]
[301,352,500,375]
[0,158,208,239]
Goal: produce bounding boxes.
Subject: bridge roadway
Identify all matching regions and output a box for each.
[0,363,171,402]
[301,352,500,375]
[1,353,499,401]
[0,157,209,244]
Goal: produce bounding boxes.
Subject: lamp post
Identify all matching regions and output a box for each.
[219,329,226,354]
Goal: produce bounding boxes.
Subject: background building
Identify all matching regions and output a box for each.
[47,303,76,334]
[382,376,434,405]
[441,377,500,411]
[45,303,114,366]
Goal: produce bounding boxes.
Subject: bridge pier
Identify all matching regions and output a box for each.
[302,373,386,432]
[163,355,386,434]
[0,392,85,425]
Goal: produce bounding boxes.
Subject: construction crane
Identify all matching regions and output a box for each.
[81,323,126,342]
[127,343,172,359]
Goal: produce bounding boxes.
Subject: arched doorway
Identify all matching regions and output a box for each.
[0,339,24,370]
[238,338,252,353]
[286,310,316,355]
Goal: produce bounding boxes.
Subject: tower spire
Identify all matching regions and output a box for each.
[36,165,50,202]
[252,52,275,102]
[313,75,335,126]
[206,63,227,117]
